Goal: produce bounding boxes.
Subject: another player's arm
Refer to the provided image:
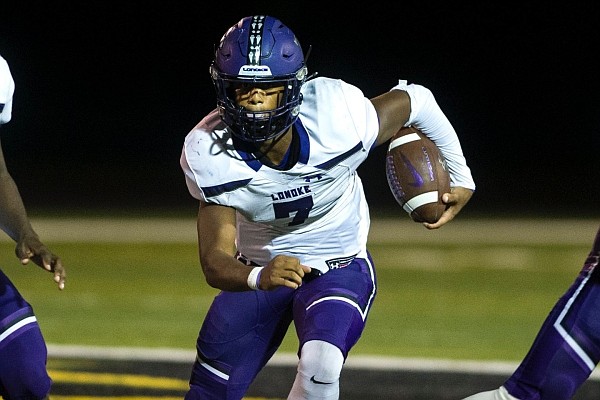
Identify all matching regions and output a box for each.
[197,201,310,291]
[0,137,66,289]
[0,138,32,241]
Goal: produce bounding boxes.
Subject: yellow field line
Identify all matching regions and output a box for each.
[51,397,183,400]
[49,370,188,390]
[48,370,284,399]
[51,398,280,400]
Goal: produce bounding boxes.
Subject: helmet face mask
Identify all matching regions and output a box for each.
[210,15,307,142]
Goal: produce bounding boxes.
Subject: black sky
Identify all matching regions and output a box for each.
[1,3,598,216]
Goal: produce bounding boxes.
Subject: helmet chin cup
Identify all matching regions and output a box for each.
[210,15,307,143]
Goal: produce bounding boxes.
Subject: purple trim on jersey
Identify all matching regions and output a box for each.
[231,119,310,168]
[230,136,263,171]
[201,178,252,198]
[315,142,364,170]
[369,137,379,153]
[244,157,262,171]
[294,119,310,164]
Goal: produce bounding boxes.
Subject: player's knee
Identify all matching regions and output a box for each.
[298,340,344,383]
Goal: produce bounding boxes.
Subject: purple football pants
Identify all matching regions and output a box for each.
[504,225,600,400]
[0,269,52,400]
[184,253,377,400]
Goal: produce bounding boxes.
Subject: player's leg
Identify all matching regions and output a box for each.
[0,270,52,400]
[288,254,377,400]
[184,287,294,400]
[463,227,600,400]
[503,230,600,400]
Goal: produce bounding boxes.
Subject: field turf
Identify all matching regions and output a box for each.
[1,217,599,398]
[1,217,597,361]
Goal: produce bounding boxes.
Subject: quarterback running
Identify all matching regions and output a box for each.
[180,15,475,399]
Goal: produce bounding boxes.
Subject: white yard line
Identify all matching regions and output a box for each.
[47,344,600,380]
[37,219,599,380]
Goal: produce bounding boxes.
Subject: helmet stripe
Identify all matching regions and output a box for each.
[247,15,266,65]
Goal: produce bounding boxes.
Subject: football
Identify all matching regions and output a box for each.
[385,126,450,223]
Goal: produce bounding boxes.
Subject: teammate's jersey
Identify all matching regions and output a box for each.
[181,77,379,273]
[0,55,15,125]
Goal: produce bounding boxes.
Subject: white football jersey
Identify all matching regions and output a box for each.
[181,77,380,273]
[0,55,15,125]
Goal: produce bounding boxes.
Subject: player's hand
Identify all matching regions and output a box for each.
[260,255,312,290]
[15,234,66,290]
[423,186,473,230]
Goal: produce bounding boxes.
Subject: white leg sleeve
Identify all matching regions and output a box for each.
[462,386,520,400]
[287,340,344,400]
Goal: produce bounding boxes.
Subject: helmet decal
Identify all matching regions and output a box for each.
[247,16,265,67]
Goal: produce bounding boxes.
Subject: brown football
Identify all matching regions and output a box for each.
[385,126,450,223]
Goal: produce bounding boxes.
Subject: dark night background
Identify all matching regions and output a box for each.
[0,3,598,218]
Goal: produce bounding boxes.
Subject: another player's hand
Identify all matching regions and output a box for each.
[15,234,66,290]
[423,186,474,230]
[260,255,311,290]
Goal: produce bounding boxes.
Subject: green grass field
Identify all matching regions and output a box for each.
[1,217,597,362]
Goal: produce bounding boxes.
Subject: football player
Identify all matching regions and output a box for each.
[462,224,600,400]
[180,15,475,399]
[0,54,66,399]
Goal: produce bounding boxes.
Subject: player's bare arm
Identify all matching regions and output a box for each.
[370,89,411,146]
[0,138,66,289]
[197,201,246,290]
[197,202,309,291]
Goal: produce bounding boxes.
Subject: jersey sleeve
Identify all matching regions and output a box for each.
[300,78,380,152]
[338,80,380,150]
[179,111,256,204]
[0,56,15,125]
[180,141,205,201]
[392,80,475,191]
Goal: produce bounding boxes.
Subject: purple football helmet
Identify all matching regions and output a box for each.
[210,15,308,142]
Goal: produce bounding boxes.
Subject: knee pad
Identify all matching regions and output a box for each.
[298,340,344,384]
